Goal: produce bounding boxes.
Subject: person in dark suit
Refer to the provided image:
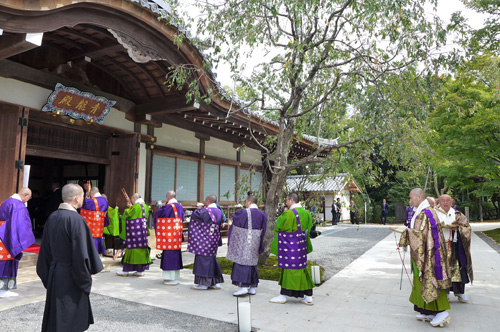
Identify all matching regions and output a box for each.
[45,181,63,220]
[331,201,337,225]
[381,199,389,225]
[350,200,359,225]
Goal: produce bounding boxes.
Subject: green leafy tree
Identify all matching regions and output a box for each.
[450,1,500,55]
[427,55,500,210]
[163,0,448,262]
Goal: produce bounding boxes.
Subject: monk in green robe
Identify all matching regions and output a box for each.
[113,193,151,277]
[270,193,315,305]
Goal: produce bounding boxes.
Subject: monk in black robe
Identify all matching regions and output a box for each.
[37,183,103,332]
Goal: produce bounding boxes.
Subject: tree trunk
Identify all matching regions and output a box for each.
[257,106,299,265]
[258,172,288,265]
[479,196,483,222]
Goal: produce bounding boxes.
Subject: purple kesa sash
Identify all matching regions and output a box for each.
[126,203,148,249]
[187,208,220,256]
[277,209,307,269]
[423,209,443,280]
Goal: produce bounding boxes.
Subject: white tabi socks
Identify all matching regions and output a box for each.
[0,290,19,298]
[233,287,249,296]
[430,311,450,327]
[269,295,287,304]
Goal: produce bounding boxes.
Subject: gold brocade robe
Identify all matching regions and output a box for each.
[441,212,474,284]
[399,209,451,303]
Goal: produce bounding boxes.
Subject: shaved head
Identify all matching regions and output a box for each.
[409,188,426,209]
[62,183,84,209]
[131,193,141,204]
[62,184,83,203]
[439,194,452,212]
[18,187,32,203]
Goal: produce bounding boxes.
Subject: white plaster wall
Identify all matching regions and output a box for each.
[102,108,134,131]
[240,147,262,166]
[341,190,350,221]
[0,77,135,132]
[155,124,199,153]
[205,137,236,160]
[0,77,52,109]
[325,194,333,221]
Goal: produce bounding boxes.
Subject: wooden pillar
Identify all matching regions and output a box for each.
[234,146,241,203]
[144,124,154,203]
[196,132,210,202]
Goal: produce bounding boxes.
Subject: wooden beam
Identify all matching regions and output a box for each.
[0,33,40,60]
[0,59,136,112]
[195,132,210,141]
[135,98,195,116]
[28,110,156,144]
[152,144,256,169]
[26,145,111,165]
[70,43,125,61]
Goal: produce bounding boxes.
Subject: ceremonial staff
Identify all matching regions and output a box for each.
[121,188,131,206]
[390,227,413,289]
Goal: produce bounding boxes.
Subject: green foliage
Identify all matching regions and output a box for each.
[483,228,500,245]
[450,1,500,55]
[183,256,325,282]
[427,55,500,198]
[163,0,447,164]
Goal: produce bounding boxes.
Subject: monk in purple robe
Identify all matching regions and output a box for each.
[154,190,184,286]
[0,187,35,298]
[227,195,267,296]
[80,187,109,255]
[188,194,224,290]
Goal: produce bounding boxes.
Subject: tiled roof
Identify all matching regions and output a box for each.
[286,173,362,193]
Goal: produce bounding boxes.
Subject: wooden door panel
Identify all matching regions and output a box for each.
[106,134,139,210]
[0,104,27,202]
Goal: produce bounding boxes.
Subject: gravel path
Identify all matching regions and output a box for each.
[0,293,238,332]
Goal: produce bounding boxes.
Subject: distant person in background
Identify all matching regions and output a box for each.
[451,199,460,212]
[427,197,436,209]
[335,198,342,224]
[350,200,359,225]
[28,189,44,234]
[331,201,337,225]
[381,199,389,225]
[404,200,416,227]
[45,180,63,221]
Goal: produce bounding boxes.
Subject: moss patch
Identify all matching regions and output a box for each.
[483,228,500,245]
[184,256,325,283]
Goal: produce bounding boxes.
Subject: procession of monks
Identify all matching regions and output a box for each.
[1,184,474,331]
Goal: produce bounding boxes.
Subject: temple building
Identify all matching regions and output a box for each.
[0,0,322,211]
